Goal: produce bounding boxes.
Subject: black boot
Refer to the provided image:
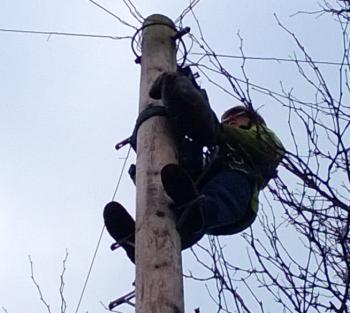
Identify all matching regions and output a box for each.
[161,164,198,206]
[103,202,135,264]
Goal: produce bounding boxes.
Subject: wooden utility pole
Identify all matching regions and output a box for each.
[135,14,184,313]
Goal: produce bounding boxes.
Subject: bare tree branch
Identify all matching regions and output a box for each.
[28,252,70,313]
[29,255,51,313]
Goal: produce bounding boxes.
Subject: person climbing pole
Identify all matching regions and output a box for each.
[103,71,284,264]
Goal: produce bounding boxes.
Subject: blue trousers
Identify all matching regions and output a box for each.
[180,170,256,249]
[201,170,255,234]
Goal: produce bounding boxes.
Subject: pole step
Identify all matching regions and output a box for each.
[109,289,135,310]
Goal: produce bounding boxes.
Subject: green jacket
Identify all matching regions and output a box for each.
[218,123,284,213]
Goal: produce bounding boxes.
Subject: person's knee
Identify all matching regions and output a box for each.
[180,231,204,250]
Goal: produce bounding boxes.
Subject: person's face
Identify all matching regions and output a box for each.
[222,112,251,128]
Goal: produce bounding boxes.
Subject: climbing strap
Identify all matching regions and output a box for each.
[115,65,203,151]
[115,105,168,151]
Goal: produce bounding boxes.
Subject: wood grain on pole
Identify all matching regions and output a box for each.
[135,14,184,313]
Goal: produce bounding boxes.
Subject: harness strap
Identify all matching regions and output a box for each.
[115,105,168,151]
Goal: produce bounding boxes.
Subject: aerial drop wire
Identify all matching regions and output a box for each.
[0,28,131,40]
[74,146,132,313]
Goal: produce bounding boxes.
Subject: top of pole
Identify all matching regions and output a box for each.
[137,14,177,112]
[144,14,175,26]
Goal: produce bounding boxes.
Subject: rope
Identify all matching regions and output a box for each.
[74,146,132,313]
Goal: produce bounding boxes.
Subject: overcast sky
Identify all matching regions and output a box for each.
[0,1,340,312]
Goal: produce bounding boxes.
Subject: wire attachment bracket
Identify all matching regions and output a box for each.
[131,23,190,66]
[172,26,191,40]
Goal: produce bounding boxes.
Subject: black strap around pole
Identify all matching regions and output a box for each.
[114,105,168,151]
[130,105,168,151]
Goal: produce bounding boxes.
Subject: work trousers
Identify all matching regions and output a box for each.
[181,169,256,249]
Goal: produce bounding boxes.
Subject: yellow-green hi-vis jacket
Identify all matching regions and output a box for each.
[218,123,284,214]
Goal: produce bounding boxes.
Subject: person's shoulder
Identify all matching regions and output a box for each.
[255,124,284,151]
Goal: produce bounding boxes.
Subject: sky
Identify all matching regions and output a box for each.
[0,1,341,312]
